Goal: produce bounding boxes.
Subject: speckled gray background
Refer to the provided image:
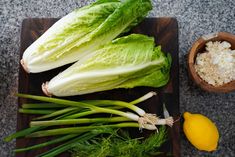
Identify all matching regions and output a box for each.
[0,0,235,156]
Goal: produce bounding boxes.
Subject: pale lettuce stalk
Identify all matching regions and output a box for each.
[22,0,120,73]
[42,34,171,96]
[21,0,152,73]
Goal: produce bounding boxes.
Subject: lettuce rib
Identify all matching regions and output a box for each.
[22,0,152,73]
[44,34,171,96]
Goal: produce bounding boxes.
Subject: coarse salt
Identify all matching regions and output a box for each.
[194,41,235,86]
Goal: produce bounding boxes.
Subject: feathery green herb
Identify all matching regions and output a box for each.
[71,126,167,157]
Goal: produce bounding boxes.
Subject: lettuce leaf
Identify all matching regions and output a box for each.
[22,0,152,73]
[45,34,171,96]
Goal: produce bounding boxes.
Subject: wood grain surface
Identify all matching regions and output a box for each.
[17,18,180,157]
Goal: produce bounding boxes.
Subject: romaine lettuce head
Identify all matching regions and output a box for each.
[22,0,152,73]
[44,34,171,96]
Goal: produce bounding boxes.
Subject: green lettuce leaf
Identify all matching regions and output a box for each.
[22,0,152,73]
[45,34,171,96]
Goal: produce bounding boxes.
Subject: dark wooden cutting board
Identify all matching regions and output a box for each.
[17,18,180,157]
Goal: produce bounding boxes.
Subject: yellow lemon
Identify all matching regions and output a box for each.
[183,112,219,152]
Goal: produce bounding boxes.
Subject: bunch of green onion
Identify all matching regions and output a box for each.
[5,92,173,156]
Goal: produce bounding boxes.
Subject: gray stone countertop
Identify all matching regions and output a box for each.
[0,0,234,156]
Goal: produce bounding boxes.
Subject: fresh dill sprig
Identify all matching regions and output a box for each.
[71,126,167,157]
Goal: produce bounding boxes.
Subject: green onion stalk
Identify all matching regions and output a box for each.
[16,92,173,130]
[5,92,173,156]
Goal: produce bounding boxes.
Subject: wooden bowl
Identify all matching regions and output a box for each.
[188,32,235,93]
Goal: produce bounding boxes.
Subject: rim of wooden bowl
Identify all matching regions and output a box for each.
[187,32,235,93]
